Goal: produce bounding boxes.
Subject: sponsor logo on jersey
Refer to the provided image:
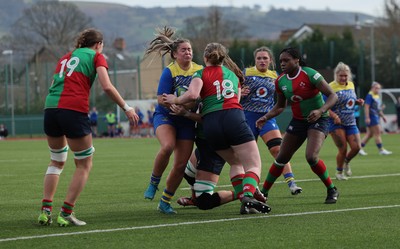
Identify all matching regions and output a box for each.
[256,87,268,98]
[300,82,306,88]
[291,95,303,102]
[346,98,356,109]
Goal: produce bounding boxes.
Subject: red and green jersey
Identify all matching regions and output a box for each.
[275,67,327,120]
[45,47,108,113]
[193,65,241,116]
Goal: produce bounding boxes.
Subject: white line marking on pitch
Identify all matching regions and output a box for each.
[1,204,399,243]
[180,173,400,190]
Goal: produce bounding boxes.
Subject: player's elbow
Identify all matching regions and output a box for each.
[185,92,199,102]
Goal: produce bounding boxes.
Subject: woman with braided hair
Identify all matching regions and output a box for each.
[256,47,339,204]
[143,27,203,214]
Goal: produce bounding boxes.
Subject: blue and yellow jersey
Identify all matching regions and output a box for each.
[156,61,203,115]
[328,81,358,126]
[240,67,277,113]
[365,90,381,118]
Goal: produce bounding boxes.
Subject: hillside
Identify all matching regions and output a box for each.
[0,1,375,52]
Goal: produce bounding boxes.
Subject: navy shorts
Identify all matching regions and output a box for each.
[286,117,329,138]
[195,137,226,175]
[153,111,195,140]
[202,109,255,150]
[44,109,92,138]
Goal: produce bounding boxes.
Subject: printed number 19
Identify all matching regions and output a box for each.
[213,80,234,100]
[59,57,80,78]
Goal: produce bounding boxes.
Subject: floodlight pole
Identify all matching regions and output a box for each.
[370,22,375,83]
[2,50,15,136]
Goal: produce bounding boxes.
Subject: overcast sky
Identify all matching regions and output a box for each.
[63,0,384,16]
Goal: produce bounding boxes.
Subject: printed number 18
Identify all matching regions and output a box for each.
[213,80,234,100]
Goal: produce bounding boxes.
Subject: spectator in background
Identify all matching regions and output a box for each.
[396,96,400,133]
[131,107,144,137]
[89,107,98,137]
[115,122,124,137]
[359,82,392,156]
[105,110,116,137]
[0,123,8,139]
[146,104,155,137]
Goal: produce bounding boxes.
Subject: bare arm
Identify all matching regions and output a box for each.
[364,103,371,125]
[163,77,203,105]
[328,109,341,125]
[169,104,202,123]
[256,93,287,129]
[97,66,139,125]
[307,79,338,123]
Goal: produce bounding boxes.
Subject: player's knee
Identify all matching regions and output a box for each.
[49,145,69,163]
[184,173,195,186]
[73,146,95,160]
[306,154,318,165]
[185,160,197,177]
[196,193,221,210]
[160,143,175,155]
[266,138,282,150]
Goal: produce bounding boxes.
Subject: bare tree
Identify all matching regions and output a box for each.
[182,7,247,62]
[374,0,400,87]
[10,1,92,52]
[385,0,400,27]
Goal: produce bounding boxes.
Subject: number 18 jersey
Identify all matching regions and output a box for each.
[193,65,242,116]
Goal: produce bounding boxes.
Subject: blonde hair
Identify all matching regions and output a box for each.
[143,26,191,60]
[253,46,276,70]
[334,62,353,82]
[203,43,244,83]
[371,81,381,89]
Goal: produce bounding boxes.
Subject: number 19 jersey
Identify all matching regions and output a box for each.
[45,47,108,114]
[193,65,242,116]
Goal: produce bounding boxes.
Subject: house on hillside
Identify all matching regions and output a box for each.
[279,23,370,45]
[278,23,372,83]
